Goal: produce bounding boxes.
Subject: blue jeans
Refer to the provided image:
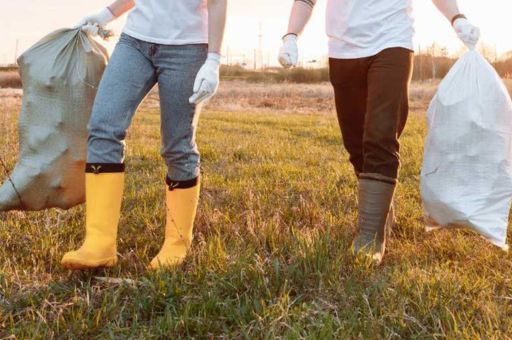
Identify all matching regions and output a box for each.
[87,33,207,181]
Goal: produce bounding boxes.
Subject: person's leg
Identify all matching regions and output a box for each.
[362,48,413,179]
[148,44,207,269]
[87,34,157,165]
[329,57,370,176]
[62,34,157,269]
[354,48,413,264]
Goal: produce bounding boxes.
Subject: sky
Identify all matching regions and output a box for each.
[1,0,511,66]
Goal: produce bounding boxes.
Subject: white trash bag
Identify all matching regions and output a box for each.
[421,50,512,251]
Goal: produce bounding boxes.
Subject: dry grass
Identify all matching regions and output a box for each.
[206,81,335,114]
[140,81,441,116]
[0,72,21,89]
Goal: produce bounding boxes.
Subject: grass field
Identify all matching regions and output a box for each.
[1,81,512,338]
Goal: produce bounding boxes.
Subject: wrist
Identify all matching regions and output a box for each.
[98,7,116,24]
[451,14,467,26]
[206,52,221,66]
[282,33,298,42]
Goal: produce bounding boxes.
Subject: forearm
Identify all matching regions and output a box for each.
[207,0,227,54]
[432,0,461,22]
[286,0,316,36]
[107,0,135,17]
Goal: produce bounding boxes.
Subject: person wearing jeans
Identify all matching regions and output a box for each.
[61,0,227,270]
[279,0,480,264]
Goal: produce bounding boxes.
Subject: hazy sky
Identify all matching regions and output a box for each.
[1,0,511,65]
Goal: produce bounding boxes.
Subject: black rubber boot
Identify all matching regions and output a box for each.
[353,174,396,265]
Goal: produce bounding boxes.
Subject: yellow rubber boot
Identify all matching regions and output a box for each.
[149,180,200,269]
[61,172,124,269]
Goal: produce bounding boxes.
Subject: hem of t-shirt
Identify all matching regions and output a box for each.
[123,28,208,45]
[328,41,414,59]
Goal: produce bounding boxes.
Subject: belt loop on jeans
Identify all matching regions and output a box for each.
[149,45,158,57]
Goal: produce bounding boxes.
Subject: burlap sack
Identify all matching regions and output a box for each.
[0,28,108,211]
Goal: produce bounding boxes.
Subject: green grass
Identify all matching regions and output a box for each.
[1,104,512,338]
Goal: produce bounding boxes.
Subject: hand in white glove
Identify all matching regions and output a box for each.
[76,8,115,36]
[453,18,480,50]
[189,53,221,105]
[278,34,299,68]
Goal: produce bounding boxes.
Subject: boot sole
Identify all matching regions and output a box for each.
[61,258,117,270]
[147,257,185,270]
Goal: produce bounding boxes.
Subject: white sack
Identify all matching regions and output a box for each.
[421,50,512,251]
[0,29,108,211]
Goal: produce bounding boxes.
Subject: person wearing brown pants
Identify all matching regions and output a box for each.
[279,0,480,264]
[329,48,413,263]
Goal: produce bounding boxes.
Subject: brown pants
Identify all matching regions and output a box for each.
[329,48,413,180]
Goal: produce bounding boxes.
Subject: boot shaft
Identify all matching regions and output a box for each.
[85,172,125,242]
[354,173,396,261]
[358,175,396,237]
[165,180,201,245]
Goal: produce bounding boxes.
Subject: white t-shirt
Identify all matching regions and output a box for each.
[123,0,208,45]
[326,0,415,59]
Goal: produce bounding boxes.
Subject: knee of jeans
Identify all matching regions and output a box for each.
[87,118,127,143]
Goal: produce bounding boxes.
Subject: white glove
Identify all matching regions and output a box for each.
[453,18,480,50]
[278,34,299,68]
[76,8,115,36]
[189,53,221,105]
